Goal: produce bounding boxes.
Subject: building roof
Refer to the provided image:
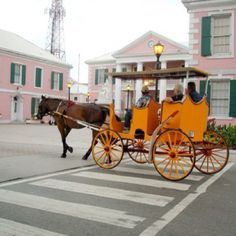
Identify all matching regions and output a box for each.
[0,29,71,68]
[182,0,236,10]
[86,30,189,64]
[85,52,116,64]
[113,31,189,57]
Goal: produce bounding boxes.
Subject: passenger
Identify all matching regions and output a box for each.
[164,83,184,102]
[124,85,151,129]
[186,81,202,103]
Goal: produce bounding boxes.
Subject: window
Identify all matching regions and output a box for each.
[31,97,40,117]
[35,67,42,88]
[10,63,26,85]
[210,80,230,116]
[95,69,108,85]
[112,68,116,85]
[201,13,232,56]
[200,80,236,118]
[212,14,231,55]
[51,72,63,90]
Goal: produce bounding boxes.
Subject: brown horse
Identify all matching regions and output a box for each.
[37,96,109,159]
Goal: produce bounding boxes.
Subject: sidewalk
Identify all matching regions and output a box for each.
[0,123,95,182]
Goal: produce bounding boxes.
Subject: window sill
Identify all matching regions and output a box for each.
[209,116,233,120]
[207,54,234,59]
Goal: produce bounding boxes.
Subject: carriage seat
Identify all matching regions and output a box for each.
[129,98,161,137]
[109,103,124,132]
[160,95,209,141]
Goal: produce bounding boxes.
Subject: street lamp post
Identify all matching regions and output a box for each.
[87,92,90,103]
[67,81,72,101]
[126,84,131,110]
[153,41,164,102]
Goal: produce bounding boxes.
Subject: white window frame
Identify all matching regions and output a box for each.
[97,69,106,84]
[53,72,61,90]
[209,78,231,118]
[13,63,23,85]
[208,10,234,58]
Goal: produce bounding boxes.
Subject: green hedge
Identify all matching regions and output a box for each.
[208,121,236,149]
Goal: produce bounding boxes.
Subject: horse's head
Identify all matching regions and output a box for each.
[37,96,50,120]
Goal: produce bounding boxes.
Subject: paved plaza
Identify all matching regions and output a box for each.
[0,123,95,182]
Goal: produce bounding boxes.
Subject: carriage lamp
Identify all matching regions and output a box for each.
[153,41,164,102]
[126,84,131,110]
[67,81,72,101]
[87,92,90,103]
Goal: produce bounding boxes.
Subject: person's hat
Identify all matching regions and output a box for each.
[142,85,149,93]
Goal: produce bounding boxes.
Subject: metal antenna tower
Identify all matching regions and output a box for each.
[45,0,66,60]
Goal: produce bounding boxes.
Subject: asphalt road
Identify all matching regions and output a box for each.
[0,124,235,236]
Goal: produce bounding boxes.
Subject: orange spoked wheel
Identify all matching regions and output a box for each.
[127,139,150,164]
[92,129,124,169]
[194,130,229,174]
[152,129,195,181]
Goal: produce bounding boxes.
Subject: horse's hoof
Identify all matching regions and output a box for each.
[82,156,88,160]
[61,154,67,158]
[68,147,73,153]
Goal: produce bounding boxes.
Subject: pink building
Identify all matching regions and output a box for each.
[182,0,236,124]
[0,29,72,123]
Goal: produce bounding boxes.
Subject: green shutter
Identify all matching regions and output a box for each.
[31,97,36,116]
[229,80,236,117]
[22,65,26,85]
[59,73,63,90]
[200,80,211,106]
[112,68,116,85]
[35,68,42,87]
[95,69,99,85]
[122,68,127,72]
[10,63,15,83]
[104,69,108,83]
[51,72,54,89]
[201,16,212,56]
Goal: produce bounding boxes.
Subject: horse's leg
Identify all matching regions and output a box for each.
[64,127,73,153]
[56,119,68,158]
[82,130,97,160]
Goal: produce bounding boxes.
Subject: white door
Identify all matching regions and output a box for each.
[12,96,20,121]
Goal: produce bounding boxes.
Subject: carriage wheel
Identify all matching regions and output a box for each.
[152,129,195,181]
[127,139,150,164]
[92,129,124,169]
[194,130,229,174]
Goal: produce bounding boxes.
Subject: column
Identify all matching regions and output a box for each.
[183,61,189,89]
[114,64,122,114]
[135,62,143,102]
[159,61,167,102]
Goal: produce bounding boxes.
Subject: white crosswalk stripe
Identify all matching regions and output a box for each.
[126,161,201,173]
[112,166,204,181]
[0,189,145,229]
[31,178,174,207]
[0,218,67,236]
[73,171,191,191]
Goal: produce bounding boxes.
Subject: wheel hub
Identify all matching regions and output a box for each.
[169,151,176,159]
[104,146,110,153]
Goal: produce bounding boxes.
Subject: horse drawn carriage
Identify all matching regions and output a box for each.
[37,67,229,181]
[91,67,229,181]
